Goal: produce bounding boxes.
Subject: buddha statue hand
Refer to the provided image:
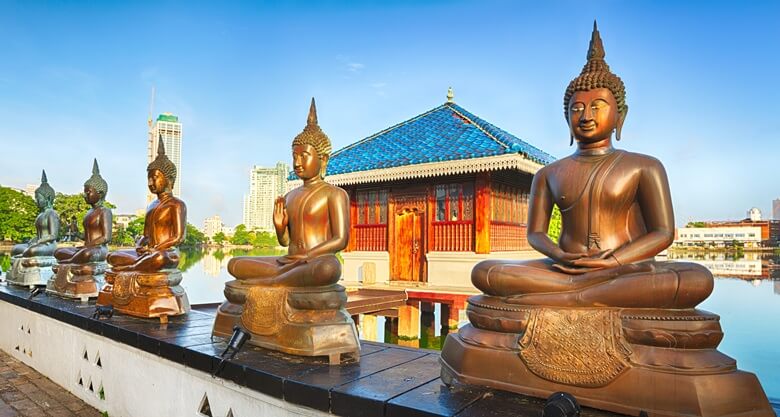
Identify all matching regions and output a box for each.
[552,249,616,274]
[277,254,308,265]
[273,196,288,233]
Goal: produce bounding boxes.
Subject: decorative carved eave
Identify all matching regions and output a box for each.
[287,153,543,188]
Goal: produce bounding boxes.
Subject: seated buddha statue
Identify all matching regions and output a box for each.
[98,140,189,321]
[214,99,358,364]
[440,23,772,416]
[7,170,60,287]
[470,24,712,309]
[54,160,112,265]
[48,160,112,300]
[11,171,60,259]
[106,140,186,273]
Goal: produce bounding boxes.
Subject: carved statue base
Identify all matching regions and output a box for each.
[213,284,360,365]
[97,269,190,323]
[46,262,106,302]
[5,256,56,288]
[440,296,773,416]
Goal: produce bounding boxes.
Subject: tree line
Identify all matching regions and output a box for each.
[0,186,205,248]
[211,224,279,248]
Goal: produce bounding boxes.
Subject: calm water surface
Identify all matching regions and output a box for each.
[2,248,778,399]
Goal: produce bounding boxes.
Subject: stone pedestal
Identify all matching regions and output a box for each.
[46,262,106,302]
[440,296,774,417]
[213,284,360,365]
[97,269,189,323]
[6,256,56,288]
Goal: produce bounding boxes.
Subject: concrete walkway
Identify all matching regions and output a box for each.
[0,351,101,417]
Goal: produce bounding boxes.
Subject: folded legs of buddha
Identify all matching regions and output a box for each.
[472,258,713,309]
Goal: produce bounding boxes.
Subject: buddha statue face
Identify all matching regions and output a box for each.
[147,169,170,194]
[292,144,328,181]
[83,185,103,206]
[34,192,51,210]
[567,88,624,145]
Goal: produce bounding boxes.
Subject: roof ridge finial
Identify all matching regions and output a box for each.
[447,87,454,103]
[307,97,318,126]
[587,19,606,61]
[41,169,48,184]
[157,133,166,156]
[92,158,100,175]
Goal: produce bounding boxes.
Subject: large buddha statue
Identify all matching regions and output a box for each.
[213,99,359,364]
[440,23,772,416]
[48,159,113,301]
[97,140,189,322]
[7,170,60,287]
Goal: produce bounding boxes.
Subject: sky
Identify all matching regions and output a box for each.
[0,1,778,228]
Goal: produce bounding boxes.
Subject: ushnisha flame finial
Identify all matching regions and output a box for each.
[307,97,318,126]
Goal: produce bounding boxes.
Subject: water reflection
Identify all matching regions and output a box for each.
[174,247,284,305]
[668,251,780,280]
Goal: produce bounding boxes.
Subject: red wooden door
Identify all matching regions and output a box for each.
[393,208,423,282]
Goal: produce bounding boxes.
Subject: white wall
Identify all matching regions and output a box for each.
[343,250,541,290]
[0,302,328,417]
[426,251,540,289]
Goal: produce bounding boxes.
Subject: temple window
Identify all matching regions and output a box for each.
[490,183,530,251]
[433,182,475,251]
[354,189,388,251]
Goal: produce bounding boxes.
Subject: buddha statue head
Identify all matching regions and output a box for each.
[291,98,332,180]
[147,137,177,195]
[84,159,108,206]
[564,21,628,145]
[34,170,55,210]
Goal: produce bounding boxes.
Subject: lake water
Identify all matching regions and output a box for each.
[2,248,778,400]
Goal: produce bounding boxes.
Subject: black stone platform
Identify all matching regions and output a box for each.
[2,283,775,417]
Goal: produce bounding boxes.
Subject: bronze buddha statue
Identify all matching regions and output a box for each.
[439,22,773,416]
[213,99,359,364]
[48,159,113,301]
[7,170,60,287]
[97,140,190,322]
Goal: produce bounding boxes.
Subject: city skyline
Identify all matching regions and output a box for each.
[0,2,778,228]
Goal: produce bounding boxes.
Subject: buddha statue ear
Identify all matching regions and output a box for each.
[319,154,330,179]
[568,120,576,146]
[615,106,628,141]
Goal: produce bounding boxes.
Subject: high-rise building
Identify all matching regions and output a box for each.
[147,113,183,204]
[773,199,780,220]
[242,162,289,231]
[204,215,224,238]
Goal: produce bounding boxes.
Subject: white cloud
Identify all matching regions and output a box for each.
[347,62,365,72]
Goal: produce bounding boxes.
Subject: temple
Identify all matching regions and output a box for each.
[299,89,554,289]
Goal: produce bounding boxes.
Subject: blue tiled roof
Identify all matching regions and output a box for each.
[291,102,556,180]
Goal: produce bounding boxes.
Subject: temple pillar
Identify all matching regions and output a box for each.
[360,314,377,342]
[419,302,435,349]
[475,171,491,254]
[397,301,420,348]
